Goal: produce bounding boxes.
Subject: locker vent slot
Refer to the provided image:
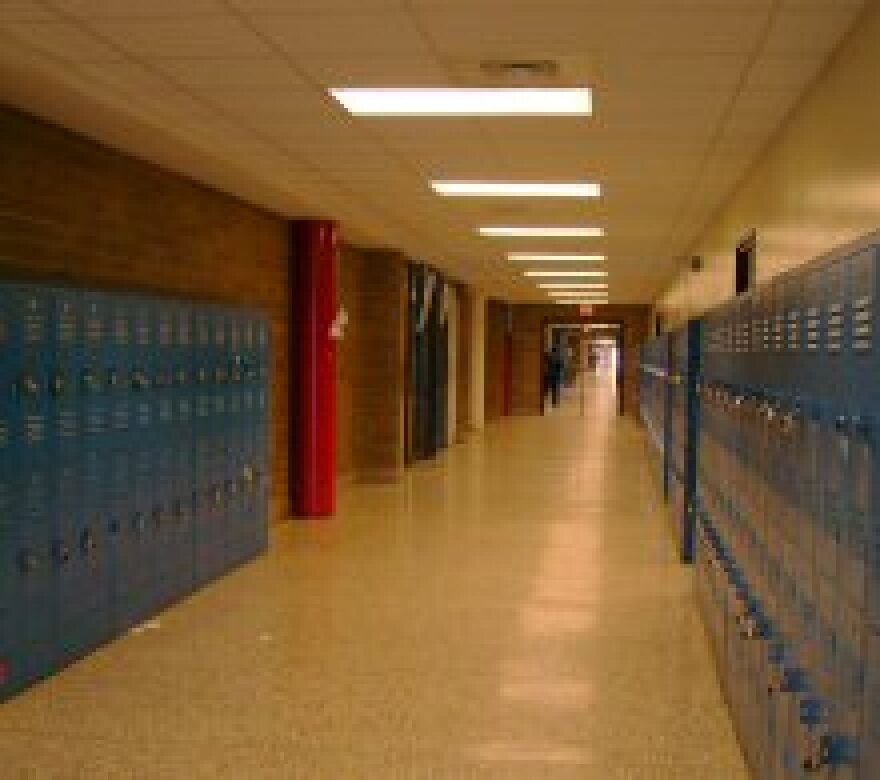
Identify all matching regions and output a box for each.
[854,295,873,352]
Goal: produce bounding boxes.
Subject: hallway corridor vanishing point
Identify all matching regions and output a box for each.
[0,382,747,778]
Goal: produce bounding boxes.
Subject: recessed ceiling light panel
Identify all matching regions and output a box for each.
[329,87,592,116]
[540,283,609,290]
[509,253,606,262]
[480,226,604,238]
[523,270,607,278]
[432,181,600,197]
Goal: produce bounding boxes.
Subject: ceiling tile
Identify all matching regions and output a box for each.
[743,52,826,91]
[230,0,405,10]
[150,55,307,89]
[0,19,124,61]
[246,11,429,56]
[82,16,270,58]
[0,2,56,20]
[296,54,449,87]
[763,5,863,54]
[50,0,225,17]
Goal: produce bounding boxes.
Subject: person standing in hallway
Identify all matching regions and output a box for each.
[544,345,564,408]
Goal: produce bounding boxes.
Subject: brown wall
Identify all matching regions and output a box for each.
[510,304,653,418]
[355,251,407,480]
[0,106,291,518]
[336,246,363,480]
[336,247,408,482]
[485,299,507,422]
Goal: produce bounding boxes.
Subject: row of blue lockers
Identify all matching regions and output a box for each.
[638,323,700,562]
[640,233,880,778]
[0,281,270,702]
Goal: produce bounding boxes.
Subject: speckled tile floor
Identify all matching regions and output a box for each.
[0,379,748,778]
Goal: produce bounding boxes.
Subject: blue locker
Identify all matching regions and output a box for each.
[112,295,157,630]
[152,298,180,608]
[9,284,55,689]
[193,305,223,585]
[0,284,19,698]
[105,295,133,631]
[169,301,195,598]
[50,286,111,664]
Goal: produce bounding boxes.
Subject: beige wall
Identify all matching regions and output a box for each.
[657,3,880,326]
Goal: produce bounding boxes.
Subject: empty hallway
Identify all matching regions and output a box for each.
[0,383,746,778]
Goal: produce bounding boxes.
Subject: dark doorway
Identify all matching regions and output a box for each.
[735,231,756,296]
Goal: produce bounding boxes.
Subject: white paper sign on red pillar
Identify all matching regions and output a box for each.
[579,304,593,317]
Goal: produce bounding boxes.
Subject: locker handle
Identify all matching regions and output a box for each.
[16,549,42,574]
[81,369,102,393]
[17,373,41,399]
[131,371,151,391]
[49,372,67,397]
[79,529,96,555]
[51,540,71,566]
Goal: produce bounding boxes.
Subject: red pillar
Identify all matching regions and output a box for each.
[291,220,337,516]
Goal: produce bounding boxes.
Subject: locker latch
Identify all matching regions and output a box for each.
[17,373,41,398]
[17,549,42,574]
[49,371,68,397]
[79,529,96,555]
[132,512,146,534]
[131,370,150,391]
[51,540,71,566]
[81,369,102,393]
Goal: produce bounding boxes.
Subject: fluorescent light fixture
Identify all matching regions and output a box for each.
[329,88,592,116]
[553,294,608,299]
[540,283,609,290]
[480,226,604,238]
[431,181,600,198]
[523,270,607,278]
[509,253,605,262]
[546,289,608,296]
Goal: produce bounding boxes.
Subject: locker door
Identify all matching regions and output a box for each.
[170,301,195,598]
[9,285,55,687]
[80,290,113,635]
[152,298,178,608]
[254,312,270,545]
[49,287,102,665]
[0,284,20,698]
[106,296,134,631]
[112,295,158,630]
[193,305,223,584]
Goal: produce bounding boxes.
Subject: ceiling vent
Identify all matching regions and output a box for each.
[479,59,562,84]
